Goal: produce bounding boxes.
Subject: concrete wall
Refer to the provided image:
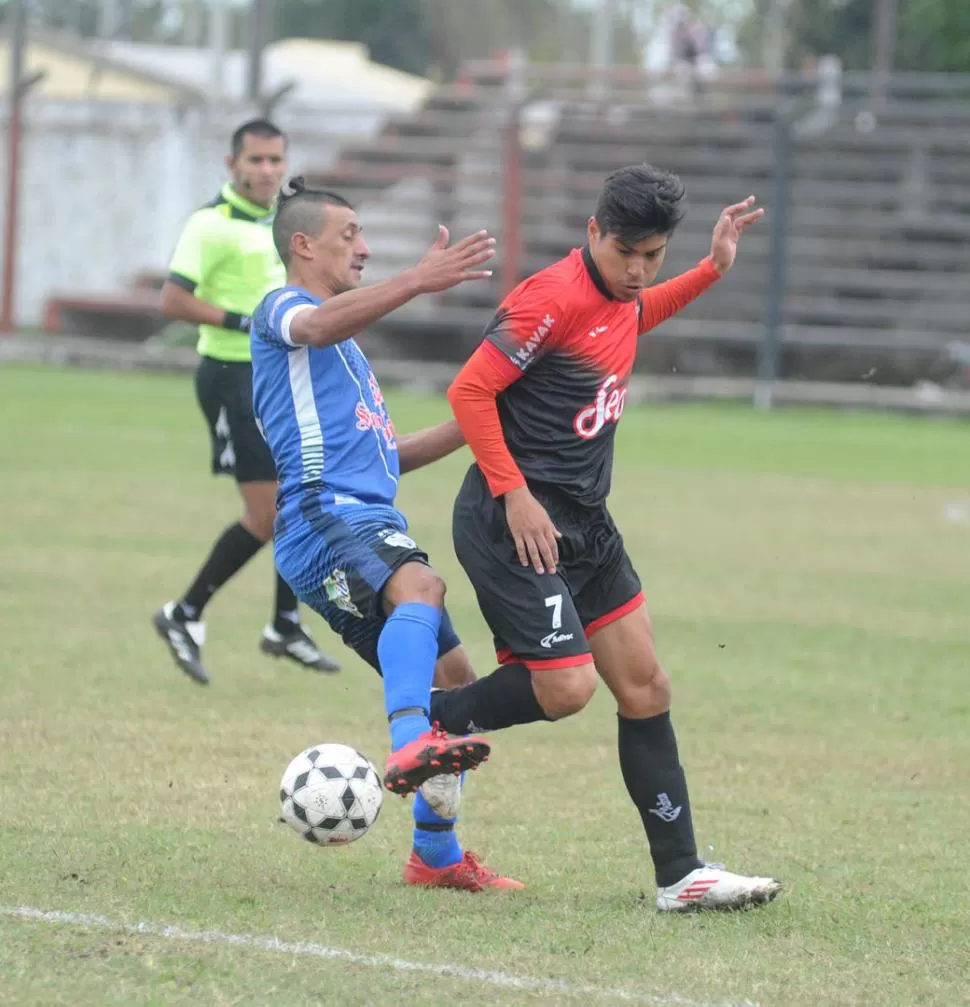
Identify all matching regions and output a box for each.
[0,98,391,325]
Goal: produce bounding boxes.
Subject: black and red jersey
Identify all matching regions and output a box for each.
[448,246,720,508]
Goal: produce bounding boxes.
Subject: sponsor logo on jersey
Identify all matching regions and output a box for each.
[355,371,396,447]
[540,631,575,649]
[513,313,556,369]
[572,374,628,439]
[367,372,385,407]
[355,401,397,447]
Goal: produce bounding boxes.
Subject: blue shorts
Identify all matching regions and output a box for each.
[274,494,461,674]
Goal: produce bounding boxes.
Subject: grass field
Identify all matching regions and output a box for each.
[1,365,968,1007]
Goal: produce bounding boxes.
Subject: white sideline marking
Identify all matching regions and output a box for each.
[4,906,758,1007]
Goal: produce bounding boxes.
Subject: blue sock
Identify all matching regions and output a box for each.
[389,714,426,753]
[413,790,462,868]
[378,602,442,751]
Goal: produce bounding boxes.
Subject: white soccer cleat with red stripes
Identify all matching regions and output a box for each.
[656,865,782,912]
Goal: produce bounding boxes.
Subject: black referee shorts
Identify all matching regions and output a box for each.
[452,465,643,671]
[194,356,277,484]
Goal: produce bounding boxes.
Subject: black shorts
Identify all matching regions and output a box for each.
[452,465,643,671]
[195,356,277,484]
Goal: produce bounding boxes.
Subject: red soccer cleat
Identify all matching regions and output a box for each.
[383,725,490,796]
[403,851,525,892]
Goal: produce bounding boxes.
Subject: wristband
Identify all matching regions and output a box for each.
[223,311,251,332]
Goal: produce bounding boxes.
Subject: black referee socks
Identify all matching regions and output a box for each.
[177,521,265,619]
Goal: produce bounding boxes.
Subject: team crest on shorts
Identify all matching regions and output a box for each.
[380,530,417,550]
[323,569,363,618]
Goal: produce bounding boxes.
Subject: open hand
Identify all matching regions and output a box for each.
[412,225,496,294]
[710,197,764,275]
[504,486,562,575]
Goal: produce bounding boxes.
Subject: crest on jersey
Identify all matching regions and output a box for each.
[322,569,363,618]
[379,530,417,551]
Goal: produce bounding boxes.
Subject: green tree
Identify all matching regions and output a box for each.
[273,0,431,77]
[895,0,970,73]
[271,0,639,80]
[740,0,970,73]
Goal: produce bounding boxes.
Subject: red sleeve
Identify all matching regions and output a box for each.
[638,257,721,335]
[449,278,565,498]
[447,342,527,498]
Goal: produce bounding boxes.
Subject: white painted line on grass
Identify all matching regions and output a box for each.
[4,905,758,1007]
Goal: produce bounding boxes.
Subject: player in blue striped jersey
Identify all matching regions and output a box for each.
[250,178,523,891]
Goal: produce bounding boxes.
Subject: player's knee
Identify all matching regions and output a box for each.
[384,562,446,612]
[409,569,446,609]
[532,662,597,720]
[239,480,278,543]
[615,660,671,718]
[242,510,274,543]
[241,497,276,543]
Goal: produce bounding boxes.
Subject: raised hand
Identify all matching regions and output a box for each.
[710,197,764,275]
[412,226,496,294]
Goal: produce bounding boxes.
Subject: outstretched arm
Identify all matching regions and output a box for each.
[636,258,720,334]
[637,196,764,335]
[287,227,495,349]
[398,420,466,474]
[287,270,425,348]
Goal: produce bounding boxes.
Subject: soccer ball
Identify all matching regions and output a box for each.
[279,743,383,846]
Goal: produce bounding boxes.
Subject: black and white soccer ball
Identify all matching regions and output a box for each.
[279,743,383,846]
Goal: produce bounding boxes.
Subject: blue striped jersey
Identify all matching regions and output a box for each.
[250,285,400,508]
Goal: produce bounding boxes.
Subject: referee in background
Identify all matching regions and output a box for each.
[152,118,339,684]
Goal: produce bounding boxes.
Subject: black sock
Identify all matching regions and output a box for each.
[274,572,301,632]
[429,663,551,734]
[617,712,703,888]
[176,522,264,620]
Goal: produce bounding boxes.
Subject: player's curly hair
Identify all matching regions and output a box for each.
[273,176,355,265]
[594,164,687,244]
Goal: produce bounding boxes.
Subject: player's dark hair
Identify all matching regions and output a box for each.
[594,164,687,244]
[231,118,286,158]
[273,176,355,266]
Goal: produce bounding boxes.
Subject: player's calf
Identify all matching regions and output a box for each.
[433,645,477,689]
[428,660,596,735]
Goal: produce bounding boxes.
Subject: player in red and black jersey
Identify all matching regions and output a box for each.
[430,164,782,911]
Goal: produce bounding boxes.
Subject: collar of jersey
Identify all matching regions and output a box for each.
[221,182,275,223]
[581,244,614,301]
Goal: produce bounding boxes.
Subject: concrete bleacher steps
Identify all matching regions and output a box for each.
[374,85,970,384]
[41,71,970,386]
